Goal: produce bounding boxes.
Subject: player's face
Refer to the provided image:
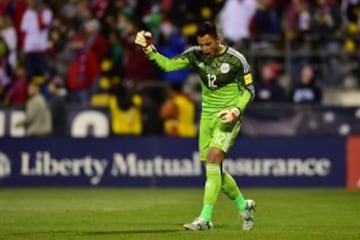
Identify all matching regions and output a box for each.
[197,34,220,59]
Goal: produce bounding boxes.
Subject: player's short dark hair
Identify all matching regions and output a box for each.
[197,21,219,39]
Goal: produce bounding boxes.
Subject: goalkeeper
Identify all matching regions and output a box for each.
[135,21,256,231]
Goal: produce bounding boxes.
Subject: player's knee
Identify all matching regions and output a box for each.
[206,148,224,164]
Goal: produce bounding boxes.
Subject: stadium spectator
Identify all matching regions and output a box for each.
[108,80,143,135]
[160,82,196,137]
[107,31,124,77]
[11,0,28,50]
[48,76,68,137]
[0,14,17,72]
[284,0,312,46]
[20,0,52,79]
[47,16,76,81]
[157,20,189,83]
[0,37,11,95]
[312,0,343,86]
[3,64,28,106]
[15,77,52,137]
[66,18,107,104]
[116,12,156,83]
[254,62,286,102]
[250,0,281,49]
[163,0,197,40]
[291,65,322,103]
[141,2,162,42]
[284,0,312,85]
[48,16,69,58]
[219,0,257,48]
[66,33,101,105]
[83,18,108,65]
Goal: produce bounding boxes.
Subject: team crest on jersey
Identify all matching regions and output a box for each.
[198,62,205,69]
[220,63,230,73]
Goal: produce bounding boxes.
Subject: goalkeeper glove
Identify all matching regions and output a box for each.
[217,107,241,123]
[134,30,154,54]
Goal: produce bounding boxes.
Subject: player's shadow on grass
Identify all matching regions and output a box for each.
[10,229,182,237]
[12,226,224,237]
[84,229,182,235]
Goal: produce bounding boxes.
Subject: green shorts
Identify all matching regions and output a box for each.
[199,116,241,161]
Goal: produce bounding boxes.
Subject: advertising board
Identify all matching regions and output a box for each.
[0,137,346,187]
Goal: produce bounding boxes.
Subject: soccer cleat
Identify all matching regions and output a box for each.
[240,199,256,230]
[183,217,213,231]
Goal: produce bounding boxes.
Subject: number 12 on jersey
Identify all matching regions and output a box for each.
[207,74,217,89]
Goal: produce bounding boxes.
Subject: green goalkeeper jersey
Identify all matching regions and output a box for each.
[148,46,254,119]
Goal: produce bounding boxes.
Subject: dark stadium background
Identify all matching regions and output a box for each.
[0,1,359,239]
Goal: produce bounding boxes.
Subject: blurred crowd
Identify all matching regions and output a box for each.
[0,0,360,137]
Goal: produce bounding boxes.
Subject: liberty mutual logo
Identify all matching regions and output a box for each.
[0,152,11,179]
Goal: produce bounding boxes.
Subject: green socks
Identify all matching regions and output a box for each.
[199,164,221,221]
[199,167,247,221]
[221,171,247,212]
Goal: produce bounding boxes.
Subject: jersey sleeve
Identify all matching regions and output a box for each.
[236,58,256,112]
[236,81,253,112]
[148,51,190,72]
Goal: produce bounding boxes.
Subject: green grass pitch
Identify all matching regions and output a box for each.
[0,188,359,240]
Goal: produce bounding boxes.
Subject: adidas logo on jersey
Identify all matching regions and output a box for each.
[198,62,205,69]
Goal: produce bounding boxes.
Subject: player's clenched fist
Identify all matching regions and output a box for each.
[135,30,153,54]
[134,30,149,47]
[217,107,240,123]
